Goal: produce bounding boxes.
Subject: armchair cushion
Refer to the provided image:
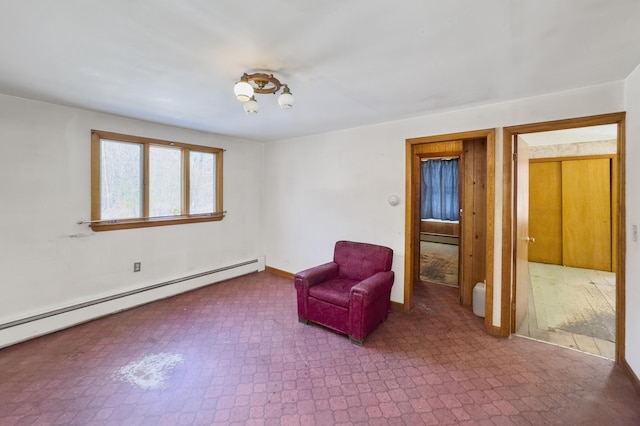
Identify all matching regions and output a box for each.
[309,277,357,308]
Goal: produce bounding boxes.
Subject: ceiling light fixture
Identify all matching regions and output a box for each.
[233,72,294,113]
[243,96,259,114]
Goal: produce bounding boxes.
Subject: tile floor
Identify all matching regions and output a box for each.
[1,271,639,425]
[516,262,616,360]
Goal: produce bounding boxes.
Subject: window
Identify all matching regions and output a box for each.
[91,130,223,231]
[420,157,459,221]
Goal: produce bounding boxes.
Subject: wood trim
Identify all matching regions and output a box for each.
[500,128,514,337]
[459,143,472,307]
[91,129,223,154]
[265,266,295,279]
[90,214,224,232]
[501,112,627,358]
[612,155,618,274]
[404,141,416,310]
[390,301,404,312]
[488,325,502,337]
[529,154,616,163]
[503,112,626,134]
[216,150,224,215]
[485,131,496,335]
[621,360,640,396]
[183,149,190,215]
[407,129,498,145]
[417,150,464,158]
[405,129,495,333]
[616,116,626,364]
[90,131,101,221]
[420,221,459,236]
[143,143,150,218]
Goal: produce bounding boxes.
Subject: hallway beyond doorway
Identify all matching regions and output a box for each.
[517,262,615,359]
[419,241,458,287]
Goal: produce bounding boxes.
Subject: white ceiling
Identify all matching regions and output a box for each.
[1,1,639,142]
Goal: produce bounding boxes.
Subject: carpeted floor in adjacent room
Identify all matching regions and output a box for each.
[420,241,458,287]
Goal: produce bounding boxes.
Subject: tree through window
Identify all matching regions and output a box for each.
[91,130,223,231]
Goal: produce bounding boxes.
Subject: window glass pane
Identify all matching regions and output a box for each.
[190,151,216,214]
[149,146,182,217]
[100,140,142,220]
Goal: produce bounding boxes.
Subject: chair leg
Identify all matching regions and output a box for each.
[298,317,309,324]
[349,336,363,346]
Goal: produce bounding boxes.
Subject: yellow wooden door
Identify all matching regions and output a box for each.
[529,162,563,264]
[562,158,612,271]
[513,137,530,333]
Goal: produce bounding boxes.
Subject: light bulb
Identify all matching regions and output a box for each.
[243,96,259,114]
[234,78,254,102]
[278,86,294,109]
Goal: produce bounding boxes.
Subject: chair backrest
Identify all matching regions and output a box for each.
[333,240,393,281]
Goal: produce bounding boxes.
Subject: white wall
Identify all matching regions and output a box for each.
[1,75,636,380]
[263,126,407,301]
[264,81,626,323]
[625,64,640,374]
[0,94,264,347]
[528,140,617,158]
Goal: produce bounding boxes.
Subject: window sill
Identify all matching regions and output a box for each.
[89,213,225,232]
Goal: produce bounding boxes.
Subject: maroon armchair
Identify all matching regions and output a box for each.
[294,241,394,345]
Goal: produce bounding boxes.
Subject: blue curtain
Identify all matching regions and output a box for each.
[421,158,459,221]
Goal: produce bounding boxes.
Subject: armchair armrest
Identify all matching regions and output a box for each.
[351,271,395,303]
[294,262,339,322]
[349,270,395,343]
[294,262,339,290]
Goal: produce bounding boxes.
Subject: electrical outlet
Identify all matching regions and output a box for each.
[633,225,638,243]
[134,262,141,272]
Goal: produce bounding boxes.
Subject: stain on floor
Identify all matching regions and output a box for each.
[113,352,184,390]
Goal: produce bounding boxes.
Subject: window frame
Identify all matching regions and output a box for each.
[90,130,224,232]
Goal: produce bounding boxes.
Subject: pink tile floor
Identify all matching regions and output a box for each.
[1,271,639,425]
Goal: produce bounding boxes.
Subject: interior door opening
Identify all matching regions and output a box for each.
[419,156,461,291]
[405,130,495,336]
[501,113,625,363]
[515,124,618,359]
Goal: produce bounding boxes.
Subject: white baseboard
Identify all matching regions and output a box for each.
[0,258,264,349]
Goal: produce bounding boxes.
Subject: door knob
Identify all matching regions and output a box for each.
[526,236,536,243]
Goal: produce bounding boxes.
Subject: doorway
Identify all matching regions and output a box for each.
[502,112,626,363]
[515,125,618,359]
[405,129,496,335]
[419,156,461,289]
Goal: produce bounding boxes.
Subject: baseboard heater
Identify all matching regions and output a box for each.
[420,232,459,245]
[0,259,259,331]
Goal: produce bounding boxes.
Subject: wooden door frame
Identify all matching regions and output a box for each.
[501,112,626,364]
[405,129,496,335]
[511,137,531,334]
